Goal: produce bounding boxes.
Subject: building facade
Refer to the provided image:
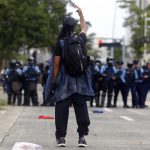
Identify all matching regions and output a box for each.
[136,0,150,9]
[125,0,150,62]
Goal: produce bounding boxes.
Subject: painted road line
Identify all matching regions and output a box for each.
[103,108,113,112]
[120,116,134,122]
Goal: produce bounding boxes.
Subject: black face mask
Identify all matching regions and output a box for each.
[28,61,34,66]
[108,63,113,67]
[128,64,133,68]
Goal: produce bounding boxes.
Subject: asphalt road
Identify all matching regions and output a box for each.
[0,85,150,150]
[0,105,150,150]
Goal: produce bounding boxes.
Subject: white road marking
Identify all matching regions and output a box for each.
[120,116,134,122]
[103,108,113,112]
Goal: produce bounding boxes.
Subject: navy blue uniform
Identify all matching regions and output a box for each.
[124,68,138,108]
[134,68,144,108]
[113,68,126,107]
[90,63,101,107]
[5,67,22,105]
[142,66,150,107]
[23,65,40,106]
[100,65,117,107]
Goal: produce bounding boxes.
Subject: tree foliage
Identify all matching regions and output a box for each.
[0,0,95,61]
[0,0,67,58]
[118,0,150,59]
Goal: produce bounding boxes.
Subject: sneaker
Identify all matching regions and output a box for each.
[123,105,130,108]
[56,137,66,147]
[78,137,88,147]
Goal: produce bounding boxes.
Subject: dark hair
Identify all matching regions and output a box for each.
[58,17,76,40]
[58,26,74,39]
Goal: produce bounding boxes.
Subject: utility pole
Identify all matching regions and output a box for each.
[122,37,126,64]
[111,0,117,58]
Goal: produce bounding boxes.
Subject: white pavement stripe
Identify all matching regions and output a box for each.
[103,108,113,112]
[120,116,134,122]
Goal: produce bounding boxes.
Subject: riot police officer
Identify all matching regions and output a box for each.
[41,64,49,106]
[142,62,150,108]
[90,58,102,107]
[5,60,23,105]
[89,58,98,107]
[133,60,144,108]
[113,60,126,108]
[23,57,40,106]
[124,62,138,108]
[100,57,117,107]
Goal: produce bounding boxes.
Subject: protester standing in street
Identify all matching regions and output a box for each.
[45,6,94,147]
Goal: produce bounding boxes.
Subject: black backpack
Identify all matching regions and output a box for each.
[62,35,89,77]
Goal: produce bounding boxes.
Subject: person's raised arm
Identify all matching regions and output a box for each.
[76,6,87,34]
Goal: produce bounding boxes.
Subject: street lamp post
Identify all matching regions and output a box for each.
[122,37,126,64]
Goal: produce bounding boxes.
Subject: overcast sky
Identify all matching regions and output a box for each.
[67,0,127,39]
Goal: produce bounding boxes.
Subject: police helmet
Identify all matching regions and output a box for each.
[95,58,101,65]
[117,60,124,65]
[16,60,22,66]
[133,60,139,65]
[95,58,101,63]
[106,57,114,63]
[9,59,16,68]
[28,56,34,61]
[107,57,114,66]
[127,62,133,68]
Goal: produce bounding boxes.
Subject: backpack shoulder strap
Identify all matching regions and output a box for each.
[60,40,65,57]
[60,40,64,47]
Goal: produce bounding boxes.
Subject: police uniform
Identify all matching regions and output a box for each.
[41,65,50,106]
[100,58,117,107]
[90,59,101,107]
[142,63,150,107]
[5,60,23,105]
[124,63,138,108]
[133,60,144,108]
[113,61,126,107]
[23,57,40,106]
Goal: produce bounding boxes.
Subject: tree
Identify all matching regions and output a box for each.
[0,0,96,69]
[0,0,68,59]
[118,0,150,59]
[114,47,122,60]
